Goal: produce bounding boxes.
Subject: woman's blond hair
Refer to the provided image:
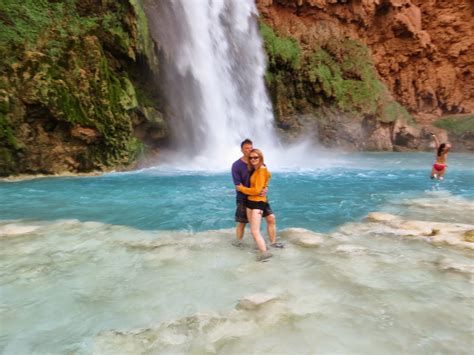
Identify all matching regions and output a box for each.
[248,148,265,169]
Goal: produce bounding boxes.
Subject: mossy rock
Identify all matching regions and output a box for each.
[0,0,162,175]
[260,22,302,71]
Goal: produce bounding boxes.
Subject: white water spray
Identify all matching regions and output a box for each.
[143,0,338,171]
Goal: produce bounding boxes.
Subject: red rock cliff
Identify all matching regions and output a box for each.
[257,0,474,149]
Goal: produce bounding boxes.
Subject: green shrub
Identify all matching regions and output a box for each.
[260,23,301,70]
[0,113,20,149]
[307,40,384,114]
[434,115,474,135]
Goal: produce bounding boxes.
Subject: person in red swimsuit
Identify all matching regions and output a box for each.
[430,132,451,180]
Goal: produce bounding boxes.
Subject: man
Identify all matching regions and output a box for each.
[231,139,282,248]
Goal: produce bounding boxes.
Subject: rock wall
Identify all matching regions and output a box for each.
[0,0,167,176]
[257,0,473,150]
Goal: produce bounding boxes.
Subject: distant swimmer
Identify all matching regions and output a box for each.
[430,132,451,180]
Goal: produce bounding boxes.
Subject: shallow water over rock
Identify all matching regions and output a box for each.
[1,153,473,354]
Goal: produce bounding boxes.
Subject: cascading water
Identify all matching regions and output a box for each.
[143,0,280,169]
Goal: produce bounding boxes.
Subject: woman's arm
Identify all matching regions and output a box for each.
[237,169,266,196]
[430,132,440,148]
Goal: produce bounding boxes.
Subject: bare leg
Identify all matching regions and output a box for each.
[235,222,245,241]
[430,166,437,178]
[438,168,446,180]
[265,214,277,244]
[247,208,267,252]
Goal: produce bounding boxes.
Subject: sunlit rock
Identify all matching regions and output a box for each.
[280,228,324,248]
[361,213,474,249]
[365,212,398,222]
[0,223,39,237]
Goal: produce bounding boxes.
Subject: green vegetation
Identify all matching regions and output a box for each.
[433,115,474,135]
[308,39,386,114]
[0,0,99,66]
[129,0,156,64]
[260,23,301,70]
[0,0,156,174]
[381,100,413,124]
[0,114,19,149]
[259,21,413,125]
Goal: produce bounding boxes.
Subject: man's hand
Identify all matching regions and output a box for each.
[259,186,268,197]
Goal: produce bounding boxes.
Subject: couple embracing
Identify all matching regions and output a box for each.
[231,139,284,262]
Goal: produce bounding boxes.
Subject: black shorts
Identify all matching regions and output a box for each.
[235,200,274,223]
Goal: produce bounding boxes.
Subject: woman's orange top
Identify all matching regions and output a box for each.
[237,165,271,202]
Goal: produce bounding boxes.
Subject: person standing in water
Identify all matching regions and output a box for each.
[236,148,279,262]
[430,132,451,180]
[231,139,282,252]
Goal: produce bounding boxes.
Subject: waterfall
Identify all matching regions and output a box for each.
[143,0,280,169]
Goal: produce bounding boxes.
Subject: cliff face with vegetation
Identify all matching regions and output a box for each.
[0,0,167,176]
[257,0,474,150]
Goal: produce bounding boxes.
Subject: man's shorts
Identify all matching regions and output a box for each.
[235,199,273,223]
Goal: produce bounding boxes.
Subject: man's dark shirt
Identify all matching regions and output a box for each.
[231,158,250,201]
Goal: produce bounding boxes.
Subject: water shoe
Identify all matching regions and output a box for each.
[271,242,285,248]
[256,252,273,262]
[231,240,244,248]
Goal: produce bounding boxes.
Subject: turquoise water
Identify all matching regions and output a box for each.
[1,153,473,354]
[1,153,473,232]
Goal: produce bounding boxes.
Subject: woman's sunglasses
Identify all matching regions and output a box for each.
[249,156,260,160]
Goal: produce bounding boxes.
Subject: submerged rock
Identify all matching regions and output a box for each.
[437,258,474,275]
[336,244,367,255]
[236,293,279,311]
[93,294,286,354]
[463,230,474,243]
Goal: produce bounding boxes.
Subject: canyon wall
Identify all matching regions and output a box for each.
[257,0,473,150]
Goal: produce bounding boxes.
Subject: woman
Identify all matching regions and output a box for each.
[236,149,279,261]
[430,132,451,180]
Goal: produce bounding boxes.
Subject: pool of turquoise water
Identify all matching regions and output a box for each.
[1,153,473,231]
